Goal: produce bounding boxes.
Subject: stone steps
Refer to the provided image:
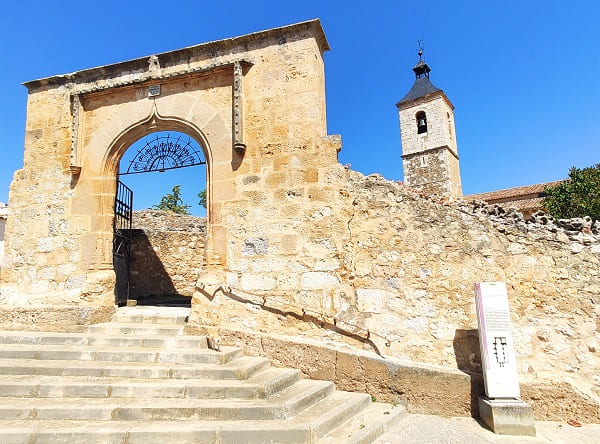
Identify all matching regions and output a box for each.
[0,343,241,364]
[320,402,405,444]
[0,330,207,348]
[0,308,404,443]
[0,356,270,379]
[0,397,403,443]
[112,309,190,325]
[0,367,300,399]
[0,379,335,421]
[88,322,186,336]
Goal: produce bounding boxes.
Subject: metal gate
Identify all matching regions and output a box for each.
[113,180,133,306]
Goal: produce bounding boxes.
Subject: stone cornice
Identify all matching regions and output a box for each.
[401,144,459,160]
[68,59,252,97]
[396,90,455,111]
[23,19,329,92]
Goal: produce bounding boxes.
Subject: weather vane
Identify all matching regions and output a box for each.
[417,40,424,61]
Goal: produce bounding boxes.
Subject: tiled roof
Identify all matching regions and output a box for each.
[499,196,545,212]
[396,76,442,106]
[465,180,565,217]
[466,180,564,203]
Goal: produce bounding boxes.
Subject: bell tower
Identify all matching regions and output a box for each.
[396,47,462,198]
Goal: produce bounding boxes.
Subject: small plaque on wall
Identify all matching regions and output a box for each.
[148,85,161,97]
[474,282,520,398]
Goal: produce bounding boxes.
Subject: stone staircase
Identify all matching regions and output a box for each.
[0,307,404,443]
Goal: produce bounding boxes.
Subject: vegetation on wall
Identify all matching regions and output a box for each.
[544,163,600,222]
[198,190,207,209]
[152,185,191,215]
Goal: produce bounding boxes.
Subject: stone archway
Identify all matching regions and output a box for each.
[0,19,332,330]
[99,109,221,264]
[74,91,233,303]
[1,67,239,316]
[105,119,212,306]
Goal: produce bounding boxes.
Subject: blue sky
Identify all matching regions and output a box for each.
[1,1,598,216]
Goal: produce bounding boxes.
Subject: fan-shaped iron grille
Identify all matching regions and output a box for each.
[120,133,205,175]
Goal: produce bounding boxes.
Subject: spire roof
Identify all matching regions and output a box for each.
[396,75,442,106]
[396,48,444,107]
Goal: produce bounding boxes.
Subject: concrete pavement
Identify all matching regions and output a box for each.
[375,413,600,443]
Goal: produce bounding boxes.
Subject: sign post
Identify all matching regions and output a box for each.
[474,282,535,436]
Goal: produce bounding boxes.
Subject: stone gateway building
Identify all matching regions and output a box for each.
[0,19,599,426]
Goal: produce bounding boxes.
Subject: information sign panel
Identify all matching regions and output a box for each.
[474,282,520,398]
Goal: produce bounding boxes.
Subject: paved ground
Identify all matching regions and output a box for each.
[375,413,600,444]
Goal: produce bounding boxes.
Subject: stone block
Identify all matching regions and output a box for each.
[212,181,236,201]
[36,238,54,253]
[281,235,297,254]
[304,168,319,183]
[265,172,286,187]
[300,272,338,290]
[356,288,387,313]
[241,237,268,256]
[478,396,536,436]
[240,274,276,291]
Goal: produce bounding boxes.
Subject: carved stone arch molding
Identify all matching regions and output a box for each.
[79,94,231,268]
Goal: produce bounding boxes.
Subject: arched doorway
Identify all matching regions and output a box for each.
[113,131,208,306]
[92,105,229,309]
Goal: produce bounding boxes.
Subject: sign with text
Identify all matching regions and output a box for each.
[474,282,520,398]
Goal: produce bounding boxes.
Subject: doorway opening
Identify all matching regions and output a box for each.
[113,131,208,308]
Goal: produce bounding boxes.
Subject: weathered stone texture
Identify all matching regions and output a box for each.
[129,210,206,298]
[1,20,598,422]
[191,168,599,421]
[0,203,7,270]
[398,92,462,197]
[1,20,331,315]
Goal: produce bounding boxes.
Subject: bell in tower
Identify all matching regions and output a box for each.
[416,111,428,134]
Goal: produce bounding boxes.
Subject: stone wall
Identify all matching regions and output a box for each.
[191,165,600,422]
[0,203,7,270]
[1,19,598,422]
[402,147,460,197]
[129,210,206,298]
[0,20,330,321]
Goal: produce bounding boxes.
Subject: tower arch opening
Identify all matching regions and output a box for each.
[416,111,428,134]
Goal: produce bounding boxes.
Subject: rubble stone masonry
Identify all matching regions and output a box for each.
[129,210,206,298]
[0,20,597,422]
[191,166,599,421]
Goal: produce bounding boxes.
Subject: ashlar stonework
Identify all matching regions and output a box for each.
[1,19,331,321]
[0,20,598,422]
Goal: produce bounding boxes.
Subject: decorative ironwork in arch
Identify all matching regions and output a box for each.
[119,132,206,175]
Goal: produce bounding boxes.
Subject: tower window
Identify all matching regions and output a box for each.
[447,112,453,139]
[416,111,427,134]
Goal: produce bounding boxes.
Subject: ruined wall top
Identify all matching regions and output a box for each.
[23,19,329,92]
[132,210,206,234]
[407,183,600,253]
